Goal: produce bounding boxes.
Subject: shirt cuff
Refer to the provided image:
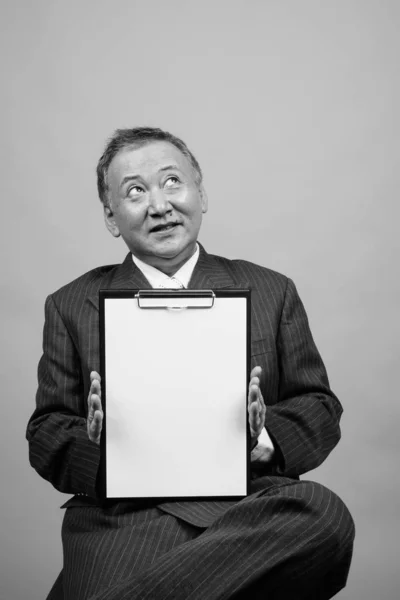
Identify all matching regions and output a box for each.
[251,426,275,463]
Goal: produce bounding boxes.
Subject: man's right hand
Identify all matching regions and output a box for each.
[87,371,103,445]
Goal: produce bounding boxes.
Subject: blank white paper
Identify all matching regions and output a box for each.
[104,295,248,499]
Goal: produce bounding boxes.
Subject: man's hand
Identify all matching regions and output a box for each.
[248,366,266,447]
[87,371,103,445]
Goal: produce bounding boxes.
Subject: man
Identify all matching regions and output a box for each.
[27,127,355,600]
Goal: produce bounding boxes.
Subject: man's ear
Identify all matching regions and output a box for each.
[200,185,208,214]
[103,205,121,238]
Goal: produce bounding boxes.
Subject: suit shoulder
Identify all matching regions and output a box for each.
[210,253,289,291]
[49,264,119,303]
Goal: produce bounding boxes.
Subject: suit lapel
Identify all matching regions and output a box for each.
[189,243,249,290]
[110,252,151,290]
[87,253,151,311]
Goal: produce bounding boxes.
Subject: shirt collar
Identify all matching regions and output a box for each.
[131,244,200,289]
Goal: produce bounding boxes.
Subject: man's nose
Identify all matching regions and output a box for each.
[147,188,172,216]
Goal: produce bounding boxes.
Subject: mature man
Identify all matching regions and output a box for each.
[27,127,355,600]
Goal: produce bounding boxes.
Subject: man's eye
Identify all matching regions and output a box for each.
[127,186,144,197]
[164,176,180,188]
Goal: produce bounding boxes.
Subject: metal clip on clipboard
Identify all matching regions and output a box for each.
[135,290,215,310]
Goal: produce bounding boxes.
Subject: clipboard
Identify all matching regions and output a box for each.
[99,289,251,502]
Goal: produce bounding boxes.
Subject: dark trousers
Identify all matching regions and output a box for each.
[49,476,355,600]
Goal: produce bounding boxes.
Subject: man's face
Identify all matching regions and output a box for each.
[105,141,207,274]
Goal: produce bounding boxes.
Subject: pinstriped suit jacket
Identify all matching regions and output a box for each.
[27,244,342,526]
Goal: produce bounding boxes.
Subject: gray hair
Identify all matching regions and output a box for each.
[96,126,203,207]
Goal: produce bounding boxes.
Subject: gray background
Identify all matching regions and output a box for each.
[1,1,399,599]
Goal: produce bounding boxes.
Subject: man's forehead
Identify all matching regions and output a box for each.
[108,141,192,180]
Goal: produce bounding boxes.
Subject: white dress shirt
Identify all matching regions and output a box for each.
[131,244,200,289]
[131,244,274,464]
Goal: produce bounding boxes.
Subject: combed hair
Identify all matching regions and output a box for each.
[96,127,203,207]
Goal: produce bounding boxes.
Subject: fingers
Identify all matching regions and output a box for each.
[248,366,266,437]
[90,371,101,398]
[88,373,102,413]
[248,366,265,404]
[249,383,266,409]
[248,383,259,406]
[89,393,102,414]
[248,401,262,428]
[248,385,263,418]
[250,365,262,380]
[89,407,103,441]
[248,366,262,403]
[88,372,103,444]
[88,395,103,444]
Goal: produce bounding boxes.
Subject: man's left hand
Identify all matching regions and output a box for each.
[248,366,266,447]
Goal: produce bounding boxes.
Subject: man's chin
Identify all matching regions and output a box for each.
[131,239,197,266]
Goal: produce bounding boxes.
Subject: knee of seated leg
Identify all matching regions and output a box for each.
[330,496,355,556]
[299,481,355,549]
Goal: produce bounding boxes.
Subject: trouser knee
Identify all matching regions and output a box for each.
[301,480,355,565]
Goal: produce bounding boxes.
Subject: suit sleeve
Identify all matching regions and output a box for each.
[26,295,100,498]
[265,278,343,478]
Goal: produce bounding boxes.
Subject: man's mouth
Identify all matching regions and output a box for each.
[151,222,180,233]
